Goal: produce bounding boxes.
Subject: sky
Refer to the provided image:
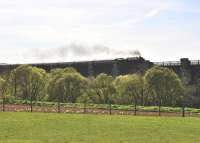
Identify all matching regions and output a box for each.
[0,0,199,63]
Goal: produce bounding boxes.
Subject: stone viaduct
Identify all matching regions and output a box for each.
[0,57,199,86]
[1,56,200,106]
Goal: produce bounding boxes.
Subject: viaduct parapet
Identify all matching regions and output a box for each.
[154,58,200,86]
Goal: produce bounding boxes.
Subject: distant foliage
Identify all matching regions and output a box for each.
[144,66,184,107]
[9,65,47,101]
[0,65,193,107]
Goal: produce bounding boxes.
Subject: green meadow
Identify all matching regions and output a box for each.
[0,112,199,143]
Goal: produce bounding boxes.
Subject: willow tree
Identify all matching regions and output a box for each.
[10,65,32,100]
[90,73,115,104]
[113,74,143,115]
[57,72,87,103]
[48,67,79,102]
[48,68,66,102]
[48,67,87,112]
[0,77,8,111]
[144,66,184,115]
[30,67,47,106]
[9,65,47,111]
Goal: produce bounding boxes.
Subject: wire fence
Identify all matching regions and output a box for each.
[0,100,200,117]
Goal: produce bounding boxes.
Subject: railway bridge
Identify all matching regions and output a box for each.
[0,57,200,86]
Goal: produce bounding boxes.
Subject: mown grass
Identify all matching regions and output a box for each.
[0,112,200,143]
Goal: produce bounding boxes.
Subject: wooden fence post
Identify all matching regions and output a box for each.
[109,103,112,115]
[58,102,60,113]
[2,97,5,112]
[84,102,86,114]
[182,106,185,117]
[30,100,33,112]
[158,106,161,116]
[134,103,137,115]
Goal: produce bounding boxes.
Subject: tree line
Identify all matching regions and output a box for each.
[0,64,194,110]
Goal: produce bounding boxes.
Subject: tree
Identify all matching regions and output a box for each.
[57,72,87,103]
[48,68,67,102]
[10,65,32,100]
[48,67,87,104]
[29,67,48,111]
[113,74,143,115]
[47,67,78,101]
[9,65,48,111]
[144,66,184,115]
[90,73,115,104]
[0,77,8,111]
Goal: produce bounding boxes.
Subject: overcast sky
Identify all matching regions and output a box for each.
[0,0,199,63]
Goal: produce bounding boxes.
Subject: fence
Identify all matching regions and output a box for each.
[153,61,181,66]
[0,100,200,117]
[154,60,200,66]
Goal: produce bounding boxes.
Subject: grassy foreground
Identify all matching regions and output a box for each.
[0,113,200,143]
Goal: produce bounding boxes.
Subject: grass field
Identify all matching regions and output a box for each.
[0,112,200,143]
